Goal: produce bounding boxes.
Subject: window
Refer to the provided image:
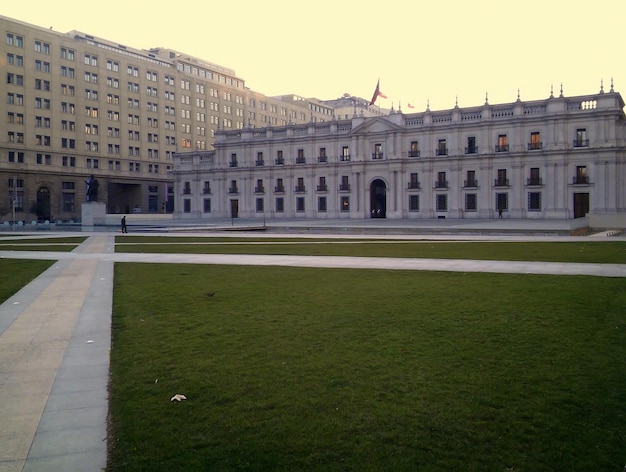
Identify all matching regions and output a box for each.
[202,181,211,195]
[229,153,238,167]
[466,136,477,154]
[340,196,350,212]
[575,166,588,184]
[436,194,447,211]
[409,140,419,157]
[528,192,541,211]
[436,171,447,189]
[296,197,305,212]
[256,198,264,213]
[465,193,477,211]
[529,131,542,150]
[318,147,327,163]
[203,198,211,213]
[496,193,508,212]
[256,151,264,166]
[574,128,588,147]
[318,196,327,212]
[408,172,419,189]
[496,134,509,152]
[340,175,350,191]
[409,195,420,212]
[465,170,477,187]
[295,177,305,192]
[183,199,191,213]
[495,169,508,187]
[373,143,383,159]
[275,178,284,193]
[255,179,265,193]
[341,146,350,162]
[528,167,541,185]
[63,192,75,213]
[436,139,447,156]
[296,148,305,164]
[62,155,76,167]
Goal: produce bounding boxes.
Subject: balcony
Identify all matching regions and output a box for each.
[407,182,420,190]
[254,186,265,194]
[527,142,543,151]
[463,180,478,188]
[255,160,264,167]
[295,157,306,164]
[465,147,478,154]
[229,161,238,168]
[228,187,238,194]
[317,185,328,192]
[372,152,384,160]
[573,139,589,148]
[339,155,351,162]
[274,186,285,193]
[408,150,420,158]
[339,184,351,192]
[294,185,306,193]
[435,181,448,189]
[202,188,211,195]
[494,179,509,187]
[573,176,590,185]
[275,158,284,165]
[436,148,448,156]
[495,144,509,152]
[318,156,327,163]
[526,177,543,186]
[183,188,191,195]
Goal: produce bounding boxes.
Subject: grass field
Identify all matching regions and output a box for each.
[0,236,86,252]
[0,259,53,302]
[108,261,626,471]
[115,236,626,263]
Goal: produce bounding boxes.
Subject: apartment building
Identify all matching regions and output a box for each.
[0,15,333,223]
[172,88,626,220]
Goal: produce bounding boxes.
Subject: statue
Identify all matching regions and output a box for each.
[86,175,99,202]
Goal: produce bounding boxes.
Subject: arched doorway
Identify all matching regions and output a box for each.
[36,187,51,222]
[370,179,387,218]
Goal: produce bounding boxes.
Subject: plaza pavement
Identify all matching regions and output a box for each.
[0,225,625,471]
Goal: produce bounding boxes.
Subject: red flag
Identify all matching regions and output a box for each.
[369,80,387,106]
[407,103,415,109]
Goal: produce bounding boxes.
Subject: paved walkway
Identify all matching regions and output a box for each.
[0,231,625,471]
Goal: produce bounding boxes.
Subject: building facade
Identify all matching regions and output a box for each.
[172,89,626,220]
[0,15,334,223]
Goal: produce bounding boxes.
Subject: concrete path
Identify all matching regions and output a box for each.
[0,231,624,471]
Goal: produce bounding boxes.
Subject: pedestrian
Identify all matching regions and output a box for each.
[498,207,503,219]
[121,215,128,233]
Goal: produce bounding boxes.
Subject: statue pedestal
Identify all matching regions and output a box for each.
[81,202,106,229]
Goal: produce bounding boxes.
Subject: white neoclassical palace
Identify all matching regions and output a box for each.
[172,88,626,221]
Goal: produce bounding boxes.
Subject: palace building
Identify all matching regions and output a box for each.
[0,15,335,223]
[171,87,626,221]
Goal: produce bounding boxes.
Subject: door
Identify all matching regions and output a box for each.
[36,187,51,222]
[230,199,239,218]
[573,193,589,218]
[370,179,386,218]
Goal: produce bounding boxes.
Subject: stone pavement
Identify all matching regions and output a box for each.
[0,230,625,471]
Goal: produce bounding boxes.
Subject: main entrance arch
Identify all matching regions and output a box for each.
[370,179,387,218]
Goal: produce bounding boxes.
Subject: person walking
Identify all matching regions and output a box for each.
[121,215,128,233]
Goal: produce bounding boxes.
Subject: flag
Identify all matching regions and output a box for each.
[407,103,415,109]
[369,79,387,106]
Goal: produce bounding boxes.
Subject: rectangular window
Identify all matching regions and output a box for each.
[495,169,508,187]
[183,199,191,213]
[318,196,327,212]
[574,128,588,147]
[437,139,447,156]
[373,143,383,159]
[341,146,350,161]
[436,171,447,189]
[340,196,350,212]
[529,131,542,150]
[296,197,305,212]
[203,198,211,213]
[436,194,447,211]
[276,197,284,212]
[409,140,419,157]
[340,175,350,191]
[409,195,419,212]
[528,192,541,211]
[465,170,477,187]
[62,193,75,213]
[256,198,264,213]
[528,167,541,185]
[496,134,509,152]
[466,136,477,154]
[409,172,419,189]
[465,193,477,211]
[496,193,508,212]
[575,165,588,184]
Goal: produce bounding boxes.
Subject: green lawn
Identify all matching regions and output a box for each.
[0,236,86,251]
[108,263,626,471]
[115,236,626,263]
[0,259,54,302]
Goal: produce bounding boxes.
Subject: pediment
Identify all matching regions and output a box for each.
[350,116,404,135]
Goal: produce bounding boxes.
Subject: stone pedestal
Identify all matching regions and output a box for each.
[81,201,106,228]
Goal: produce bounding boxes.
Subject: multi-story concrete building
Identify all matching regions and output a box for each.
[0,15,334,223]
[172,87,626,221]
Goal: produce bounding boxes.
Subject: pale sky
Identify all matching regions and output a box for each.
[3,0,624,111]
